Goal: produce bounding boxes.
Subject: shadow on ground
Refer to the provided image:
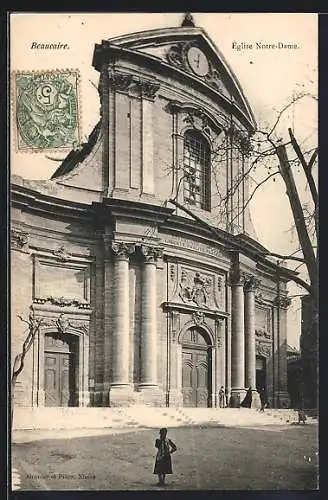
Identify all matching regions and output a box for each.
[12,424,318,491]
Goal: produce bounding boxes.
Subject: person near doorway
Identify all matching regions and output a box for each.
[259,387,267,412]
[240,386,253,408]
[219,386,226,408]
[153,428,177,486]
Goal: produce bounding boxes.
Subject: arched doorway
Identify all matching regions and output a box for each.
[181,327,212,407]
[44,332,78,406]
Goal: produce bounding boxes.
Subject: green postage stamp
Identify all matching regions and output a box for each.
[13,70,81,152]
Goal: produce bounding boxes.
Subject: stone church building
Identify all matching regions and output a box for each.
[11,17,293,410]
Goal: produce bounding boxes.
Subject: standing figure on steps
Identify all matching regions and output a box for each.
[259,387,267,412]
[153,428,177,486]
[240,386,253,408]
[219,386,226,408]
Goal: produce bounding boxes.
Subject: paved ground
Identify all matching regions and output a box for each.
[12,423,318,491]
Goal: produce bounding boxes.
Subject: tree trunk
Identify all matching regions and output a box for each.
[276,145,317,302]
[11,374,18,430]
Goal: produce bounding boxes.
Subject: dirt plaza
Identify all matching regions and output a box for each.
[12,421,318,491]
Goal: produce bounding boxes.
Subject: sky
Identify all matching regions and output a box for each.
[10,13,318,348]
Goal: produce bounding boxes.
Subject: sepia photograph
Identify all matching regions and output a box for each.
[9,11,318,492]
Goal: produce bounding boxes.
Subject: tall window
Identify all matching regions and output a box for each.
[183,130,211,211]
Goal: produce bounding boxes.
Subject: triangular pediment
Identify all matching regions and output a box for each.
[107,27,256,130]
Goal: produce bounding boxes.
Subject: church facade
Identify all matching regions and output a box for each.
[11,20,293,409]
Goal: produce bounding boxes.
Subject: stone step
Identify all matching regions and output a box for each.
[12,407,317,430]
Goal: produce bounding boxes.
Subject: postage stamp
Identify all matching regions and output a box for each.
[12,70,81,152]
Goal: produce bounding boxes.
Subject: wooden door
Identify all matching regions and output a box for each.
[182,348,211,407]
[44,333,77,407]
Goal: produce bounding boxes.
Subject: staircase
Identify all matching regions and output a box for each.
[12,406,318,431]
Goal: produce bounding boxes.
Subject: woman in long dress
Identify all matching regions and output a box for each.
[240,386,253,408]
[153,428,177,486]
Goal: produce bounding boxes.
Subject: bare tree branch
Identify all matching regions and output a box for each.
[266,252,306,263]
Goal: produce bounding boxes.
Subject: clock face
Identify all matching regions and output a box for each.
[187,47,209,76]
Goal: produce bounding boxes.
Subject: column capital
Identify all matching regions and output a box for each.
[273,295,292,309]
[229,270,248,286]
[135,78,160,100]
[140,245,163,263]
[244,275,261,293]
[111,241,135,260]
[108,71,133,92]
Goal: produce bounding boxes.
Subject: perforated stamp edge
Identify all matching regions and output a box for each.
[10,68,83,154]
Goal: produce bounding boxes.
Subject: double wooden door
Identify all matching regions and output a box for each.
[44,333,77,407]
[182,348,212,407]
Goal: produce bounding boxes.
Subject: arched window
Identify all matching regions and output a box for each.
[183,130,211,211]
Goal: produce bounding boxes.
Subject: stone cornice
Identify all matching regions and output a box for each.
[162,300,229,319]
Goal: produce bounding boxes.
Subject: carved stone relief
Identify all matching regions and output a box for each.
[33,296,90,309]
[179,269,212,308]
[37,313,89,335]
[192,311,205,325]
[11,230,29,252]
[255,305,272,339]
[53,245,71,262]
[256,342,272,358]
[172,266,224,310]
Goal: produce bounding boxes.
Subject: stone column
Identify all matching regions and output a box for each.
[274,295,291,408]
[138,245,162,405]
[109,242,135,406]
[230,272,246,407]
[244,276,261,408]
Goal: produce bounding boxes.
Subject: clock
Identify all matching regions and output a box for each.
[187,47,209,76]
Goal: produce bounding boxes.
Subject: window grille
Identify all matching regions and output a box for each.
[183,130,211,210]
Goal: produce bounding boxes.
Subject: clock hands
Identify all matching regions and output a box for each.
[193,53,201,69]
